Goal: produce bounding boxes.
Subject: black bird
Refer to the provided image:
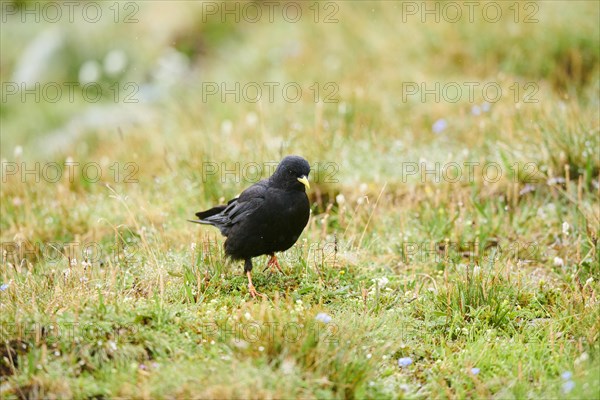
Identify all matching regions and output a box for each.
[189,155,311,297]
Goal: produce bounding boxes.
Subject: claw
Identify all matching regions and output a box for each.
[263,254,284,274]
[246,271,265,299]
[248,283,259,298]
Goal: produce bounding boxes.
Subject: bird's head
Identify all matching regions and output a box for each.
[270,155,311,192]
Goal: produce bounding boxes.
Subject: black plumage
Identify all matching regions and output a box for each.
[189,155,311,297]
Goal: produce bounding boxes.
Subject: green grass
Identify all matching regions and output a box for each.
[1,1,599,399]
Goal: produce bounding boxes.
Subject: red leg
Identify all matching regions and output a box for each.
[263,254,284,274]
[246,271,259,298]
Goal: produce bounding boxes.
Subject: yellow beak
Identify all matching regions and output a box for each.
[297,175,310,190]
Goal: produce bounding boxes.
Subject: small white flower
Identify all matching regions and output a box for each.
[562,380,575,394]
[220,120,233,135]
[547,177,566,186]
[562,222,570,235]
[79,60,101,84]
[232,339,248,349]
[398,357,413,368]
[575,352,589,365]
[281,358,295,375]
[561,371,572,380]
[14,146,23,158]
[336,194,346,205]
[432,118,448,134]
[519,184,535,196]
[584,277,594,287]
[104,49,127,76]
[245,112,258,127]
[315,312,332,323]
[372,276,389,288]
[553,257,565,267]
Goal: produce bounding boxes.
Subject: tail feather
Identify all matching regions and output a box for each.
[195,205,227,220]
[190,204,231,236]
[187,219,214,225]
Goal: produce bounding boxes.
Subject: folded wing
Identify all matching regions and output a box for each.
[190,180,268,236]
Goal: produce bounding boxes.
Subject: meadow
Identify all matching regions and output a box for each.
[1,1,599,398]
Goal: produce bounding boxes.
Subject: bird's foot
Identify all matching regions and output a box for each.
[263,254,284,274]
[248,282,259,298]
[246,271,265,299]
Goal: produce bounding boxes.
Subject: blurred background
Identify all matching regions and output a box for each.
[2,0,599,246]
[2,1,598,165]
[2,0,599,241]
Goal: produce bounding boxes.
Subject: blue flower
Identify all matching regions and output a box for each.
[562,380,575,394]
[432,119,448,134]
[471,105,481,116]
[482,102,491,112]
[398,357,413,368]
[561,371,572,380]
[315,312,332,323]
[470,367,480,375]
[0,283,8,291]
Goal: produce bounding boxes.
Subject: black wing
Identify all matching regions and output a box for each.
[189,180,268,236]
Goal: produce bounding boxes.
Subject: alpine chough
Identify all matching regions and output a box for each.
[189,155,311,297]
